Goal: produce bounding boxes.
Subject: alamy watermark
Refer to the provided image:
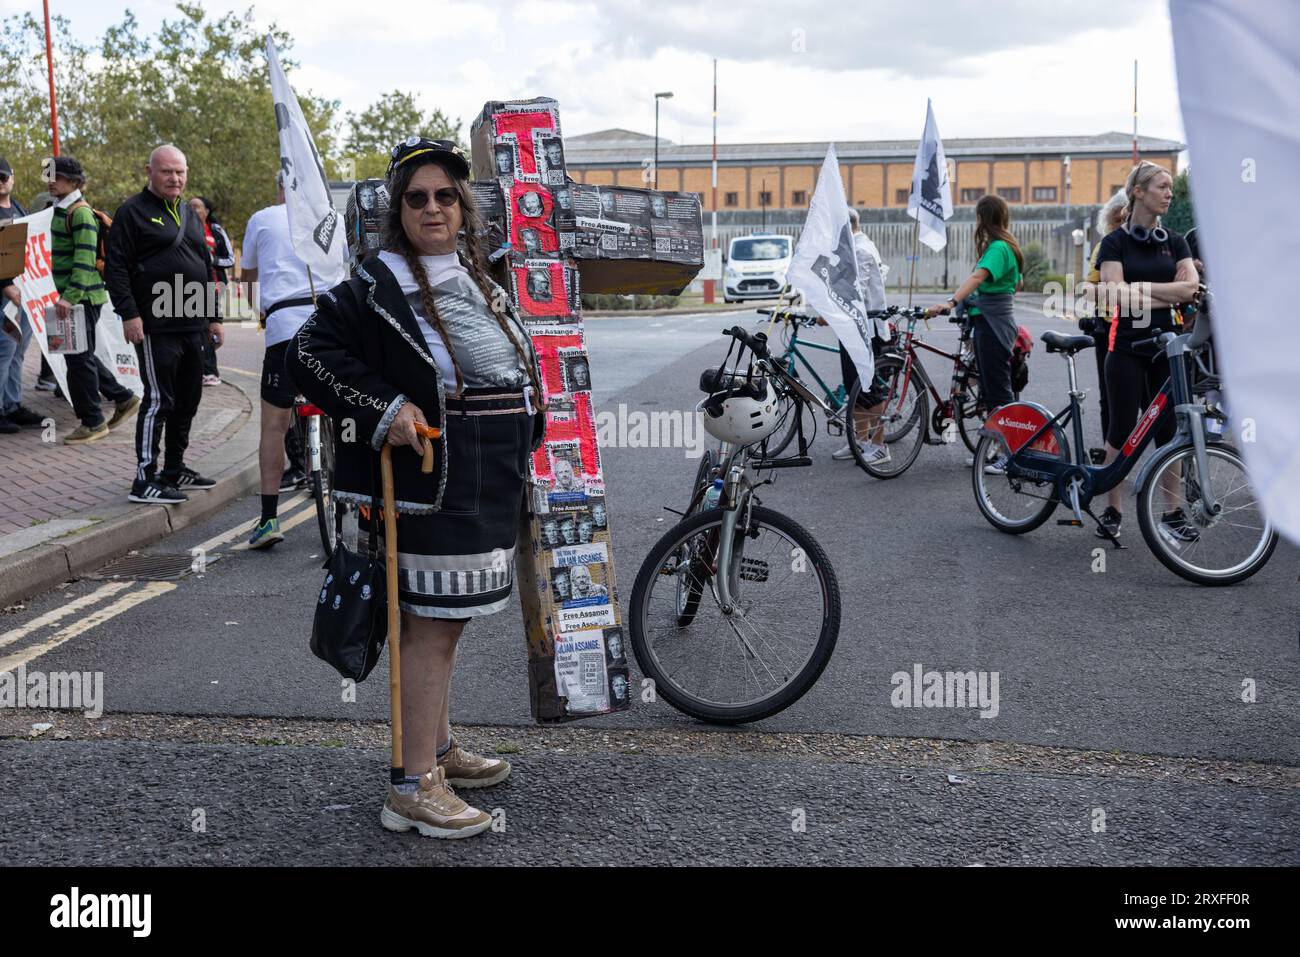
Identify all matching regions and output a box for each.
[594,403,707,459]
[890,663,999,719]
[0,665,104,718]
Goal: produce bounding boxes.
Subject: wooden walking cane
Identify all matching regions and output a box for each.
[383,423,440,786]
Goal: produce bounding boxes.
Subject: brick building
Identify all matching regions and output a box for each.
[563,130,1183,212]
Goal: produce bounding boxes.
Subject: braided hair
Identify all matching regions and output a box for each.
[383,158,545,407]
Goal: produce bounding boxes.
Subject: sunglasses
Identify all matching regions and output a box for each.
[0,172,10,183]
[402,187,458,210]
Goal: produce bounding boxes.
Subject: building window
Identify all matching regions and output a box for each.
[791,190,807,205]
[758,191,773,207]
[996,187,1022,202]
[1032,186,1058,202]
[960,187,986,203]
[895,188,910,205]
[724,191,739,207]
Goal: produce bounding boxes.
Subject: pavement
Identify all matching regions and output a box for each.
[0,324,266,607]
[1,298,1296,866]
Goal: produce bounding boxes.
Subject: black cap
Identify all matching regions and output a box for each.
[386,136,469,181]
[0,157,11,177]
[51,155,85,181]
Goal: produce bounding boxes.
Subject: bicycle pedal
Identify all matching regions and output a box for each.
[1056,519,1083,526]
[740,558,770,582]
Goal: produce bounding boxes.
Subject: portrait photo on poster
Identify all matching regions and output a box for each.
[526,266,553,302]
[559,347,592,392]
[517,189,545,219]
[494,138,518,179]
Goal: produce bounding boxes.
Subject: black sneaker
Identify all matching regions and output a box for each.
[0,415,18,435]
[8,405,44,427]
[1159,508,1200,545]
[1095,506,1122,539]
[129,479,189,505]
[279,467,308,493]
[162,466,217,489]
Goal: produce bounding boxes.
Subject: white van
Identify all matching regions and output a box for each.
[723,233,793,303]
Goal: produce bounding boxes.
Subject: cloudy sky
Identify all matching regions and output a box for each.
[5,0,1187,148]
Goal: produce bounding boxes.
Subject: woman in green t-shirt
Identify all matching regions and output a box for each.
[927,194,1024,409]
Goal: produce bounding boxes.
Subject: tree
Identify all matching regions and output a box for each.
[0,4,339,245]
[343,91,462,181]
[1164,169,1195,235]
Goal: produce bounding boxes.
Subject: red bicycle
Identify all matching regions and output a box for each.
[860,304,1025,479]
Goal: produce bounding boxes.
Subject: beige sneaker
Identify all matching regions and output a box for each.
[380,766,491,839]
[107,395,141,430]
[64,422,110,444]
[438,739,512,788]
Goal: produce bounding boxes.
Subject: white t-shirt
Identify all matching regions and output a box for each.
[241,204,316,346]
[853,231,890,337]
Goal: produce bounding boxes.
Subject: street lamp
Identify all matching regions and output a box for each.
[654,91,673,190]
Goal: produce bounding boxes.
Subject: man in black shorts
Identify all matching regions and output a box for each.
[240,174,319,548]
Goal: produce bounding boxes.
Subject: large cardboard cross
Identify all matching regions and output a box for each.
[468,97,703,722]
[344,98,702,721]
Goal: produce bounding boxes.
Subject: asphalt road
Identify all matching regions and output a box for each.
[3,299,1297,865]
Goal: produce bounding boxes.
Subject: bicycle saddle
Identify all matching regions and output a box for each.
[1041,330,1096,354]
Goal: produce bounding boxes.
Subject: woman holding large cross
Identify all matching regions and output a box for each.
[288,136,547,839]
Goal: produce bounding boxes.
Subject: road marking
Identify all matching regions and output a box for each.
[0,581,176,672]
[228,500,320,550]
[192,491,310,555]
[0,582,134,651]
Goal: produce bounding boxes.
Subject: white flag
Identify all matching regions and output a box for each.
[266,36,346,285]
[1170,0,1300,545]
[907,99,953,253]
[787,145,873,384]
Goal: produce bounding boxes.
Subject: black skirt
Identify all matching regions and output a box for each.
[361,390,533,620]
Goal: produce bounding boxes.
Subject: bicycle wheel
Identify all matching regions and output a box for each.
[851,355,927,479]
[675,448,718,625]
[970,433,1060,533]
[1136,442,1278,585]
[312,416,338,556]
[629,504,841,724]
[955,371,985,454]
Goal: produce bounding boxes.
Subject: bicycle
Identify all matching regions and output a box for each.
[751,304,912,475]
[970,316,1277,585]
[293,397,339,555]
[629,324,842,724]
[858,303,1026,479]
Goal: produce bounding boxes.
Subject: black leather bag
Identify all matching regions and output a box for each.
[310,481,388,682]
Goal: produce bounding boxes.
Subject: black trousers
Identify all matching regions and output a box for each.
[133,331,205,481]
[63,303,130,427]
[973,318,1014,408]
[1104,347,1176,450]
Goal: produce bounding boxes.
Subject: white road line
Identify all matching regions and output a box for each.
[228,500,321,550]
[192,490,310,555]
[0,582,135,651]
[0,581,177,672]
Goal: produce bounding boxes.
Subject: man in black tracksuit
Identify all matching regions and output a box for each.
[104,145,224,504]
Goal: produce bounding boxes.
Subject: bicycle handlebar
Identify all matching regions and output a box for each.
[725,325,770,358]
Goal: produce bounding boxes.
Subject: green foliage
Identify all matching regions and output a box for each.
[1163,169,1195,235]
[0,4,460,248]
[1020,241,1051,291]
[581,293,679,311]
[342,91,461,181]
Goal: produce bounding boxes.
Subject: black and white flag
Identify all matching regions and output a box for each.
[907,99,953,252]
[787,145,873,384]
[267,36,346,285]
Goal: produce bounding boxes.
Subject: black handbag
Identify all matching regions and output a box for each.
[310,476,388,682]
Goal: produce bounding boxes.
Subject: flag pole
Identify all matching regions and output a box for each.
[906,219,919,307]
[43,0,60,156]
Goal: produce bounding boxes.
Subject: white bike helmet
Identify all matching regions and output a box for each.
[698,368,783,446]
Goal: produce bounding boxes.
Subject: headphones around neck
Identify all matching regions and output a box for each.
[1126,213,1168,245]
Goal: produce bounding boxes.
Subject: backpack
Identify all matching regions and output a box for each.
[68,199,113,277]
[1010,324,1033,394]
